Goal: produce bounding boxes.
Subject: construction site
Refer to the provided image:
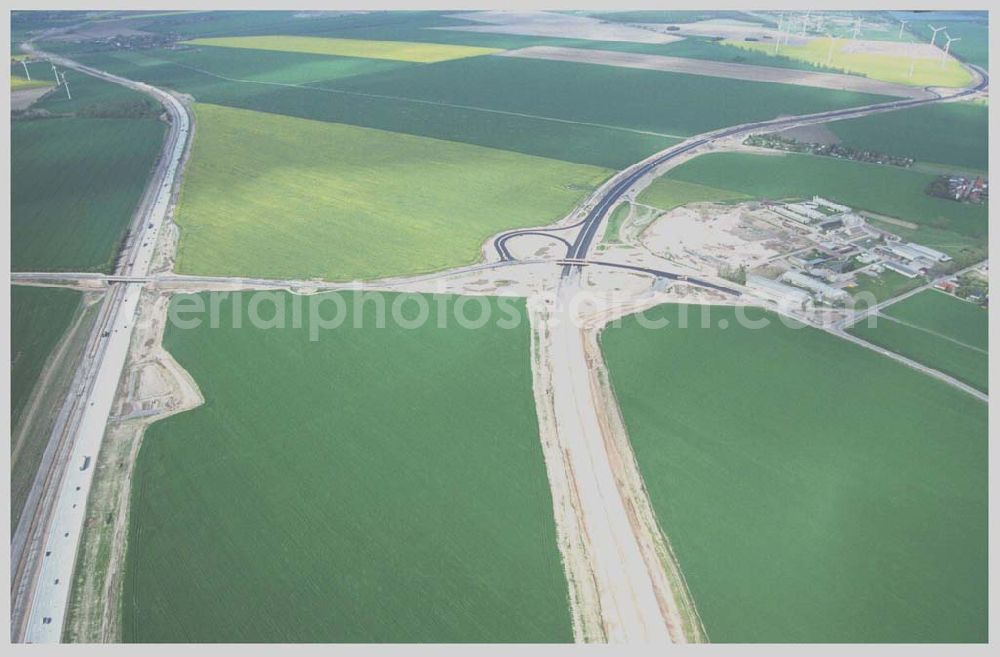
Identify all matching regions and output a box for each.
[635,194,973,309]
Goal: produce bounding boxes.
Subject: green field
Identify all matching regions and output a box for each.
[828,102,987,172]
[323,55,892,139]
[10,57,165,282]
[638,178,750,212]
[23,62,159,117]
[665,151,988,240]
[71,48,675,168]
[725,38,973,87]
[11,117,165,272]
[70,46,894,169]
[882,289,987,350]
[175,103,611,281]
[123,292,572,642]
[907,18,988,70]
[10,286,85,529]
[848,317,987,392]
[848,290,988,392]
[10,286,81,433]
[184,36,502,62]
[152,44,418,84]
[601,303,987,642]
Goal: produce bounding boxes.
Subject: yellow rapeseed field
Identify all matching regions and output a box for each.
[183,35,502,63]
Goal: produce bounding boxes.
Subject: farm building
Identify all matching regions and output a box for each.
[772,206,815,225]
[781,270,850,303]
[884,261,922,278]
[747,274,812,307]
[812,196,850,213]
[785,203,826,221]
[879,243,938,266]
[905,243,952,263]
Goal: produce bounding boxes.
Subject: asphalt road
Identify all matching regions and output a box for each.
[494,230,574,259]
[559,260,741,295]
[493,220,585,260]
[10,42,192,644]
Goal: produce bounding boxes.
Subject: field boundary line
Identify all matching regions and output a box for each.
[876,311,988,355]
[826,326,987,402]
[146,56,689,140]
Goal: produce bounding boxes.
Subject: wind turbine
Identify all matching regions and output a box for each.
[826,32,839,66]
[851,17,863,40]
[50,64,61,86]
[20,58,31,80]
[775,12,784,54]
[942,33,961,65]
[898,19,909,40]
[928,25,946,47]
[62,72,71,99]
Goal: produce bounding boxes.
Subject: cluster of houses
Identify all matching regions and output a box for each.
[934,262,989,306]
[927,174,988,204]
[744,134,915,168]
[90,32,178,51]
